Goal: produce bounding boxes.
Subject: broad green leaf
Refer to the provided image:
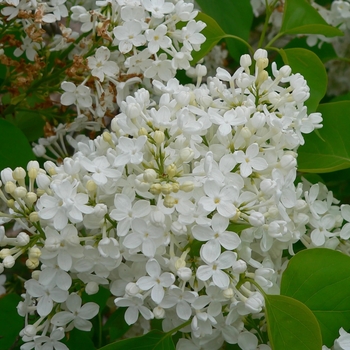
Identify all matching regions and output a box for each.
[281,248,350,347]
[0,294,23,349]
[281,0,343,37]
[103,307,132,342]
[331,92,350,102]
[16,111,45,142]
[64,328,96,350]
[191,12,227,65]
[298,101,350,173]
[265,294,322,350]
[196,0,253,61]
[98,330,175,350]
[0,119,36,170]
[280,48,327,112]
[283,37,338,63]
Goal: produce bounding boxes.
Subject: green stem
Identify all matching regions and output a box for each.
[165,318,192,336]
[236,277,267,298]
[223,34,254,55]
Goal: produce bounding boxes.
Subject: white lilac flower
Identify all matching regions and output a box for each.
[136,258,175,304]
[60,82,93,109]
[87,46,119,82]
[37,179,94,230]
[196,247,236,289]
[24,279,68,317]
[51,293,99,331]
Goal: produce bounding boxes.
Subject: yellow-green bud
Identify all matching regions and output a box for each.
[163,195,176,208]
[5,181,16,194]
[150,183,162,195]
[153,130,165,145]
[161,183,173,195]
[180,181,194,192]
[166,164,177,179]
[26,258,39,269]
[29,211,40,222]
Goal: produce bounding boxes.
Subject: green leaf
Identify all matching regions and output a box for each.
[281,0,343,37]
[0,119,36,170]
[15,111,45,142]
[281,248,350,347]
[191,12,227,65]
[283,37,338,63]
[64,328,96,350]
[98,330,175,350]
[103,307,132,343]
[0,294,23,349]
[196,0,253,61]
[280,48,327,112]
[265,294,322,350]
[298,101,350,173]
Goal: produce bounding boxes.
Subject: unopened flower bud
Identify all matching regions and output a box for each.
[0,248,10,259]
[153,306,165,319]
[179,181,194,192]
[28,246,41,259]
[223,288,234,299]
[256,70,268,86]
[3,255,15,268]
[280,154,296,170]
[27,161,39,179]
[240,54,252,69]
[16,232,30,246]
[138,127,148,136]
[240,127,252,139]
[5,181,16,194]
[161,183,173,195]
[153,130,165,145]
[32,270,40,280]
[26,258,39,269]
[232,259,247,274]
[7,199,15,209]
[43,161,57,175]
[143,169,157,183]
[164,195,175,208]
[256,57,268,70]
[23,325,37,338]
[279,65,292,78]
[175,258,186,270]
[150,210,165,227]
[12,167,26,181]
[171,221,186,235]
[196,64,207,77]
[14,186,27,198]
[180,147,194,163]
[102,131,113,146]
[85,281,99,295]
[126,282,141,296]
[29,212,40,222]
[166,164,177,178]
[248,212,265,226]
[25,192,37,205]
[172,183,179,193]
[254,48,268,60]
[86,179,97,192]
[177,267,192,282]
[150,183,162,195]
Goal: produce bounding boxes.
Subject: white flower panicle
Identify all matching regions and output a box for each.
[0,49,348,350]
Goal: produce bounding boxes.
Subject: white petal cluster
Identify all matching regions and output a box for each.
[1,50,349,349]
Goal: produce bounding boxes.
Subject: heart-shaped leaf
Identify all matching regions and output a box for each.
[281,248,350,347]
[265,294,322,350]
[298,101,350,173]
